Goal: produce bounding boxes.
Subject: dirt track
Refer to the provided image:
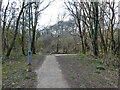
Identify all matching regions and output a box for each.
[56,55,118,88]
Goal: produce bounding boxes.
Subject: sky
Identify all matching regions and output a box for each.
[37,0,70,28]
[2,0,120,29]
[2,0,70,29]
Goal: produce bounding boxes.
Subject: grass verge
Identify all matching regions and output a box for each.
[2,54,45,88]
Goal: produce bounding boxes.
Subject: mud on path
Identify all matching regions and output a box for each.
[56,55,118,88]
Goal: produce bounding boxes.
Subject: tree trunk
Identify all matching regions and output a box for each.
[31,26,36,54]
[76,7,85,54]
[31,4,37,54]
[110,2,115,54]
[93,2,98,56]
[99,24,107,53]
[118,2,120,56]
[0,0,3,57]
[6,2,24,57]
[83,10,87,53]
[78,19,85,54]
[6,17,13,50]
[56,35,59,53]
[89,2,94,54]
[2,1,9,55]
[118,2,120,88]
[22,12,26,56]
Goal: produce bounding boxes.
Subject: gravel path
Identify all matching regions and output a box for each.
[36,56,69,88]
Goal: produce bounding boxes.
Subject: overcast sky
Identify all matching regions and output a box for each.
[2,0,70,29]
[37,0,70,28]
[2,0,120,29]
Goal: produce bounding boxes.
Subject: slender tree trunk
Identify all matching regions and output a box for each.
[111,24,115,53]
[22,12,26,56]
[73,36,77,53]
[118,2,120,56]
[6,2,24,57]
[118,1,120,89]
[0,0,3,57]
[108,2,115,54]
[0,0,2,87]
[83,10,87,53]
[93,2,98,56]
[6,17,13,50]
[99,24,107,53]
[89,2,94,54]
[2,1,9,55]
[78,18,85,54]
[31,26,36,54]
[99,4,107,54]
[31,4,37,54]
[118,1,120,88]
[56,35,59,53]
[76,7,85,54]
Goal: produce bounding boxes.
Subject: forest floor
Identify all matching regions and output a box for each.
[2,54,119,88]
[2,54,45,88]
[56,54,119,88]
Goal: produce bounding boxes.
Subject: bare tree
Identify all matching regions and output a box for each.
[92,2,99,56]
[0,0,3,57]
[2,0,9,55]
[6,2,25,57]
[31,0,55,54]
[21,11,26,56]
[118,1,120,88]
[64,0,86,54]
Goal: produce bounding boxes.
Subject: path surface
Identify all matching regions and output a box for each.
[54,54,77,56]
[36,56,69,88]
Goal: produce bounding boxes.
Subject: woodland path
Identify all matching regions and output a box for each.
[36,55,69,88]
[35,54,118,88]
